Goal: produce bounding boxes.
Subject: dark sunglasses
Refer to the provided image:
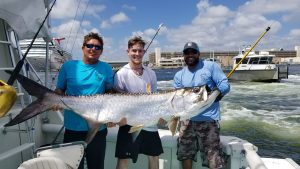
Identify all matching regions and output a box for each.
[183,49,198,55]
[85,44,103,50]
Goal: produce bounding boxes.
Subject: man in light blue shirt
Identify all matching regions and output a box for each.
[173,42,230,169]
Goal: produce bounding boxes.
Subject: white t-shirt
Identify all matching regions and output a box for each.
[114,64,158,131]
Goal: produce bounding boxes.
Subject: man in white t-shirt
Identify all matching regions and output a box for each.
[113,36,163,169]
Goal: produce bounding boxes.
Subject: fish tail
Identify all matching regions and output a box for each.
[5,70,54,99]
[4,70,56,126]
[4,98,52,126]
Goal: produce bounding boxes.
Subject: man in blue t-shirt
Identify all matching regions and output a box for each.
[173,42,230,169]
[55,32,114,169]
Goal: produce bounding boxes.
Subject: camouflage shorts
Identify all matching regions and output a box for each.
[177,120,225,169]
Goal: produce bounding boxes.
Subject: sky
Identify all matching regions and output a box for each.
[50,0,300,61]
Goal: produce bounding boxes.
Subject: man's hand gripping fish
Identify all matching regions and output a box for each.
[4,71,220,144]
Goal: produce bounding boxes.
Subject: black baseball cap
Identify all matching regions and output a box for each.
[183,42,200,53]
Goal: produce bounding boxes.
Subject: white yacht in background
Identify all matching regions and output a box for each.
[0,1,299,169]
[19,38,71,72]
[224,47,288,82]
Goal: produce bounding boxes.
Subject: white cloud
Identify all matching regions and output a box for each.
[100,12,130,29]
[282,11,300,22]
[238,0,300,15]
[100,20,111,29]
[165,1,236,50]
[101,37,128,62]
[89,28,100,34]
[52,20,80,38]
[84,4,106,19]
[81,20,91,27]
[144,28,156,37]
[122,4,136,11]
[236,0,300,34]
[289,29,300,36]
[52,0,105,20]
[51,0,77,19]
[162,0,292,52]
[110,12,129,24]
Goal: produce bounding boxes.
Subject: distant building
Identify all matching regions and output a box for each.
[279,46,300,64]
[150,48,184,68]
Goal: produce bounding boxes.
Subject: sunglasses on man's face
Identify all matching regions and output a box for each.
[183,49,198,55]
[85,44,103,50]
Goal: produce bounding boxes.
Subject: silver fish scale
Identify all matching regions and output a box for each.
[52,87,211,127]
[58,92,172,126]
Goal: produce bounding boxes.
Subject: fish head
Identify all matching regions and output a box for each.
[0,80,17,117]
[171,86,208,114]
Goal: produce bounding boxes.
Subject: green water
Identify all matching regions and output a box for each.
[221,119,300,164]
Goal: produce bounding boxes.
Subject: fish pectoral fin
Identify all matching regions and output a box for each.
[131,129,142,143]
[128,125,144,133]
[128,125,144,143]
[85,120,103,144]
[168,116,180,136]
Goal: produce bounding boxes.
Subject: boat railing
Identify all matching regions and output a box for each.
[277,63,289,79]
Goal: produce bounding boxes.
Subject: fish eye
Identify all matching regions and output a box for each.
[192,88,200,93]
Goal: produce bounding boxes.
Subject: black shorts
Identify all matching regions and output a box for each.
[115,125,164,163]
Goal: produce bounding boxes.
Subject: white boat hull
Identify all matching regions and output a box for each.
[224,69,279,82]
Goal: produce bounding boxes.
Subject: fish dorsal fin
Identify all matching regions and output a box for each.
[168,116,180,136]
[169,89,179,111]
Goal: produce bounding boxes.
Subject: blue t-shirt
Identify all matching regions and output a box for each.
[56,60,114,131]
[173,60,230,121]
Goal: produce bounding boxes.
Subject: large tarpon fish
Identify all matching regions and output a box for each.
[4,71,220,144]
[0,80,17,117]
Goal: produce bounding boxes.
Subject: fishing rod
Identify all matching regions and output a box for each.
[144,23,164,53]
[226,26,271,78]
[7,0,57,85]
